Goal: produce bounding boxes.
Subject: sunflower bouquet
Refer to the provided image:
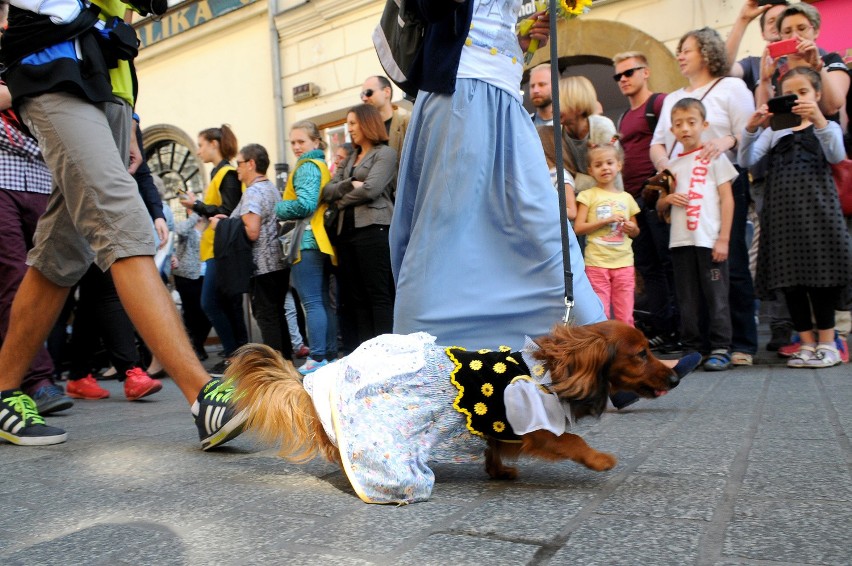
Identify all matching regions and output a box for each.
[518,0,593,64]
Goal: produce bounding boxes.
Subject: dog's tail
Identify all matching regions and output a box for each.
[226,344,335,463]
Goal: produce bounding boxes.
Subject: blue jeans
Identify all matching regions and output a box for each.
[201,258,247,357]
[291,249,337,360]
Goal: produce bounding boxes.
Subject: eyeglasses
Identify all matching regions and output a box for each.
[360,89,374,98]
[613,66,646,82]
[235,160,249,166]
[780,24,813,37]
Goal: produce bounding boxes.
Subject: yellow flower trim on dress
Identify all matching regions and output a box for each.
[470,359,483,371]
[474,402,488,416]
[499,345,511,352]
[481,383,494,397]
[506,355,518,365]
[493,421,506,433]
[532,364,545,377]
[493,362,507,374]
[478,349,491,354]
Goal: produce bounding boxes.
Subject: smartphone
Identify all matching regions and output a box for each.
[768,38,798,59]
[758,0,787,6]
[768,94,801,130]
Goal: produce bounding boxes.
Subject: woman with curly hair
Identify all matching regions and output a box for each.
[649,26,758,371]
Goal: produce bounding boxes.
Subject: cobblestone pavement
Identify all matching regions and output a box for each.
[1,343,850,565]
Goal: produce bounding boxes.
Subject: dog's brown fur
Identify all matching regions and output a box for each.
[228,320,679,481]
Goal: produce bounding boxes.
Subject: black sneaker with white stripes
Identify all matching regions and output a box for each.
[0,389,67,446]
[193,377,247,451]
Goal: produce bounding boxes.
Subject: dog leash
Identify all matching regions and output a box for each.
[545,0,573,325]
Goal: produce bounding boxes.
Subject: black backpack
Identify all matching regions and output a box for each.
[617,92,662,135]
[372,0,425,98]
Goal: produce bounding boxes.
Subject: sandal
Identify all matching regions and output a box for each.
[703,351,732,372]
[731,352,753,366]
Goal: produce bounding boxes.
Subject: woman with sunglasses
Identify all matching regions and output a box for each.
[755,2,849,122]
[649,27,758,371]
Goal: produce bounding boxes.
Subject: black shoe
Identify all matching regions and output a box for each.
[658,338,684,355]
[193,377,247,450]
[766,327,792,352]
[29,384,74,415]
[611,391,640,410]
[209,359,230,376]
[0,390,67,446]
[672,352,703,379]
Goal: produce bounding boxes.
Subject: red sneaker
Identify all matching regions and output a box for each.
[836,335,849,363]
[124,367,162,401]
[66,375,110,399]
[777,342,801,358]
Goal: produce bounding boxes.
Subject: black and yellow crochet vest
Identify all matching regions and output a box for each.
[445,346,536,442]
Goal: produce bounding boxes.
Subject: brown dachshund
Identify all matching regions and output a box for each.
[227,320,684,504]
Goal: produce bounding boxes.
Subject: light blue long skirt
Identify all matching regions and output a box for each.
[390,79,605,350]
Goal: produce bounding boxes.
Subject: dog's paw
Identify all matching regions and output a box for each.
[587,452,617,472]
[487,465,518,481]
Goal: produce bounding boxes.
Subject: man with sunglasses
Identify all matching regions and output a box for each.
[613,51,679,354]
[360,75,410,163]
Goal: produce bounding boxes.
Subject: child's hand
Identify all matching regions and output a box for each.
[622,219,638,237]
[712,239,729,263]
[746,104,772,133]
[666,193,689,208]
[792,98,827,128]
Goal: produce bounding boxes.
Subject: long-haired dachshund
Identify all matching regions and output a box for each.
[227,320,687,504]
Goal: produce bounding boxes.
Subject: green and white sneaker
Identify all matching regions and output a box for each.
[0,390,67,446]
[192,377,247,451]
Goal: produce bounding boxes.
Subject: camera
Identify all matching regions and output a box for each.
[767,38,798,59]
[126,0,168,17]
[767,94,801,131]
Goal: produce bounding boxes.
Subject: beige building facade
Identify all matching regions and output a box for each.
[132,0,837,198]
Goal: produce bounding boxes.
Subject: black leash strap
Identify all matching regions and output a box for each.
[546,0,573,324]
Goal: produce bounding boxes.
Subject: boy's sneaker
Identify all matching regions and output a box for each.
[0,390,67,446]
[806,345,842,368]
[298,358,328,376]
[30,384,74,415]
[193,377,247,451]
[124,367,163,401]
[787,345,816,368]
[67,375,111,400]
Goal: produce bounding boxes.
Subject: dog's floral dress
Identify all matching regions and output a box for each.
[303,333,571,504]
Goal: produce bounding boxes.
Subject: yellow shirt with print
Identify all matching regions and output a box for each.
[576,187,640,269]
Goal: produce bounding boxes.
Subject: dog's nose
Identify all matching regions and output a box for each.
[667,372,680,388]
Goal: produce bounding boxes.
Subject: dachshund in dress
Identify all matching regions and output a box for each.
[226,320,687,503]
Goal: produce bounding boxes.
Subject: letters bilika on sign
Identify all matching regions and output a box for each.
[134,0,258,49]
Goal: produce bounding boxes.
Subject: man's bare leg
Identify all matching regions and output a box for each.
[109,255,209,404]
[0,268,70,391]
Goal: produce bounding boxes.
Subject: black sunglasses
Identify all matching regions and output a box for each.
[360,89,374,98]
[613,66,646,82]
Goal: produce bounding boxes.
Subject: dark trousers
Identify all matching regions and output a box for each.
[250,269,292,360]
[633,197,678,335]
[783,286,843,333]
[0,189,55,393]
[336,225,395,345]
[671,246,732,353]
[729,171,758,354]
[201,258,248,357]
[69,264,140,380]
[174,275,212,355]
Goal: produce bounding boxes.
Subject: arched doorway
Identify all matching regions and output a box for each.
[142,124,204,221]
[522,19,685,121]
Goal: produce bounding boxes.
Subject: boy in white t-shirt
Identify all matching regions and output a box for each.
[657,99,738,371]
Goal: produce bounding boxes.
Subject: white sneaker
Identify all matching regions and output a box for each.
[787,345,816,368]
[806,345,842,368]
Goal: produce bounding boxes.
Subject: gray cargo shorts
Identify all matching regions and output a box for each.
[21,92,156,287]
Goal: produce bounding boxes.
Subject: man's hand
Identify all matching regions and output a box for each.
[518,10,550,53]
[128,121,143,174]
[154,218,169,249]
[738,0,770,24]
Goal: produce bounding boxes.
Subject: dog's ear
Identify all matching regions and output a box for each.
[535,324,613,404]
